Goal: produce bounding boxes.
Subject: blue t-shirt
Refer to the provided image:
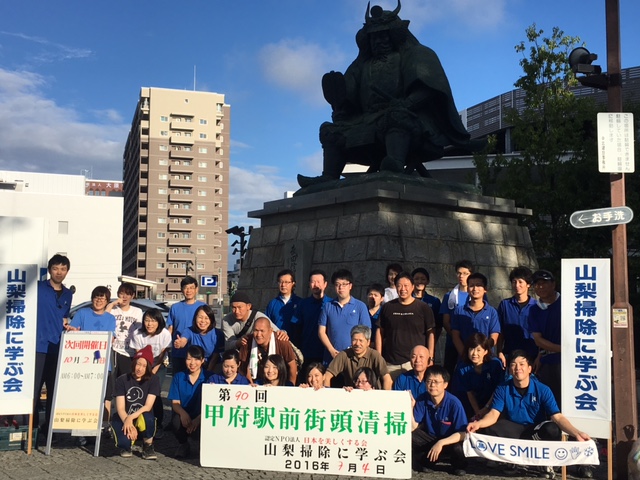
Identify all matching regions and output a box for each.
[208,373,250,385]
[491,376,560,425]
[528,298,561,365]
[451,302,500,346]
[296,295,332,361]
[413,391,467,438]
[168,369,212,418]
[422,293,443,330]
[451,358,505,414]
[36,280,73,354]
[497,296,538,359]
[181,326,224,363]
[318,297,371,364]
[440,291,469,348]
[265,294,302,333]
[393,370,426,399]
[167,300,206,358]
[70,308,116,333]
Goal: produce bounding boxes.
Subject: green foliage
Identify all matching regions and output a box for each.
[474,24,613,273]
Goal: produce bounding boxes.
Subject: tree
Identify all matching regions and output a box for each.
[474,25,613,273]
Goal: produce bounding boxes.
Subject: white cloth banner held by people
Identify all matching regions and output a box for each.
[464,432,600,466]
[561,259,612,439]
[0,264,38,415]
[201,385,412,479]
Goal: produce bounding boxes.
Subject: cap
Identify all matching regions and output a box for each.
[133,345,154,367]
[230,292,252,305]
[532,270,555,283]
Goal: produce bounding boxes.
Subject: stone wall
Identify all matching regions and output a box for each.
[238,179,536,311]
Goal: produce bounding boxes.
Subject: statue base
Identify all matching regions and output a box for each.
[240,177,535,309]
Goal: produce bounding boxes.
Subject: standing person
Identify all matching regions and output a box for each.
[450,273,500,365]
[383,263,403,303]
[107,282,143,378]
[412,365,468,476]
[366,283,385,351]
[112,345,160,460]
[528,270,562,406]
[497,267,538,363]
[296,270,332,367]
[129,309,172,432]
[412,268,443,344]
[377,273,435,380]
[168,345,212,458]
[318,269,370,365]
[34,254,73,435]
[440,260,474,375]
[264,269,302,334]
[172,305,223,370]
[68,286,117,426]
[167,276,206,375]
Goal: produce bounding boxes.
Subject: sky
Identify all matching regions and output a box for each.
[1,0,639,235]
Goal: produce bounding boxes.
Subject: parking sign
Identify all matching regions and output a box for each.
[200,275,218,288]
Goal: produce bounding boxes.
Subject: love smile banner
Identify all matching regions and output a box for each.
[464,432,599,466]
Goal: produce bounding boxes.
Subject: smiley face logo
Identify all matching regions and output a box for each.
[555,448,568,461]
[475,440,487,452]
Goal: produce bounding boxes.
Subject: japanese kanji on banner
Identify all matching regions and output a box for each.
[200,385,412,479]
[0,264,38,415]
[561,259,612,439]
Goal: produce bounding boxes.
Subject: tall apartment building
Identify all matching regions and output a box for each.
[122,87,229,304]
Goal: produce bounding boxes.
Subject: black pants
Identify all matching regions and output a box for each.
[33,350,59,431]
[412,428,467,469]
[484,419,561,441]
[171,412,200,444]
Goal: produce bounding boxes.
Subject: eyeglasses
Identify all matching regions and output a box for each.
[426,379,444,385]
[334,282,351,288]
[278,281,293,285]
[354,378,370,385]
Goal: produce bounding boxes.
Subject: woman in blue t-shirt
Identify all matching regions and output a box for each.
[173,305,223,371]
[208,350,250,385]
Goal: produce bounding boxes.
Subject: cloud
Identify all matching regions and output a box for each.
[258,39,346,106]
[230,139,252,150]
[228,164,298,222]
[0,31,93,63]
[0,68,127,179]
[298,150,323,174]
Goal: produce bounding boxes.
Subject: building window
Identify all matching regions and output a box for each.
[159,174,168,180]
[214,188,222,195]
[198,176,207,182]
[184,146,192,152]
[158,217,167,224]
[182,233,191,239]
[159,145,168,151]
[160,131,169,136]
[185,132,192,138]
[198,190,207,197]
[197,263,205,270]
[197,218,206,225]
[158,278,165,284]
[215,161,223,168]
[197,205,207,211]
[157,262,165,268]
[157,247,166,253]
[198,161,208,168]
[158,188,168,194]
[160,116,168,122]
[58,221,69,234]
[197,248,205,255]
[197,233,206,240]
[158,203,167,209]
[199,147,208,153]
[159,158,168,165]
[217,103,223,112]
[181,247,190,253]
[200,119,207,125]
[183,160,192,166]
[215,175,224,181]
[214,202,222,208]
[185,117,192,123]
[199,133,207,139]
[157,232,166,238]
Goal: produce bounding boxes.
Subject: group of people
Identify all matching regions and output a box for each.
[29,254,593,477]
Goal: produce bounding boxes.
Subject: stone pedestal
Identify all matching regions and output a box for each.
[239,177,535,310]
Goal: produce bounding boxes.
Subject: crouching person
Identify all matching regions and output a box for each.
[112,345,159,460]
[411,365,468,476]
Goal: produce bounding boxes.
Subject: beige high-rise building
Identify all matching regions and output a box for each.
[122,87,229,304]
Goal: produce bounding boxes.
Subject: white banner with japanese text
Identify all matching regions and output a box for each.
[561,259,612,439]
[201,385,412,478]
[51,331,111,431]
[0,264,38,415]
[464,432,599,466]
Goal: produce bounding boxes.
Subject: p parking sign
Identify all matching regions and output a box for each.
[200,275,218,288]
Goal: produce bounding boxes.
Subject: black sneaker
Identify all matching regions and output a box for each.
[174,442,191,459]
[120,449,132,458]
[142,443,157,460]
[578,466,594,479]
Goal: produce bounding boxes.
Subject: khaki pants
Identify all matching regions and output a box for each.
[386,361,412,382]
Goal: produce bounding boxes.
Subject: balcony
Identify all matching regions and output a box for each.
[169,164,193,175]
[166,282,182,292]
[167,267,187,277]
[171,121,194,131]
[169,179,192,189]
[167,237,192,247]
[171,135,195,145]
[140,148,149,157]
[168,223,192,232]
[167,252,192,262]
[169,193,193,203]
[168,208,193,217]
[170,150,194,159]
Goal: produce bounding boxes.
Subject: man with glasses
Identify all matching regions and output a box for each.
[265,269,302,337]
[167,276,205,374]
[412,365,468,476]
[318,269,370,366]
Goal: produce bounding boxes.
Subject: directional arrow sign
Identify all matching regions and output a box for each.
[570,206,634,229]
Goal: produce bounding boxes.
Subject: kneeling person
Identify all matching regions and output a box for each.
[412,365,468,476]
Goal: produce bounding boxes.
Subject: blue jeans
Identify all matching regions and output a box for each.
[111,412,156,450]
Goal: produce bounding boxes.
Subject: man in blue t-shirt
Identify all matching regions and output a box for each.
[264,269,302,335]
[295,270,332,365]
[412,365,468,475]
[167,276,206,374]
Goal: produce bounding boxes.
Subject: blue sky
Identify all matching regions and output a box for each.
[1,0,639,230]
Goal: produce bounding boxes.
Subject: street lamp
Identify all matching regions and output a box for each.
[226,225,253,270]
